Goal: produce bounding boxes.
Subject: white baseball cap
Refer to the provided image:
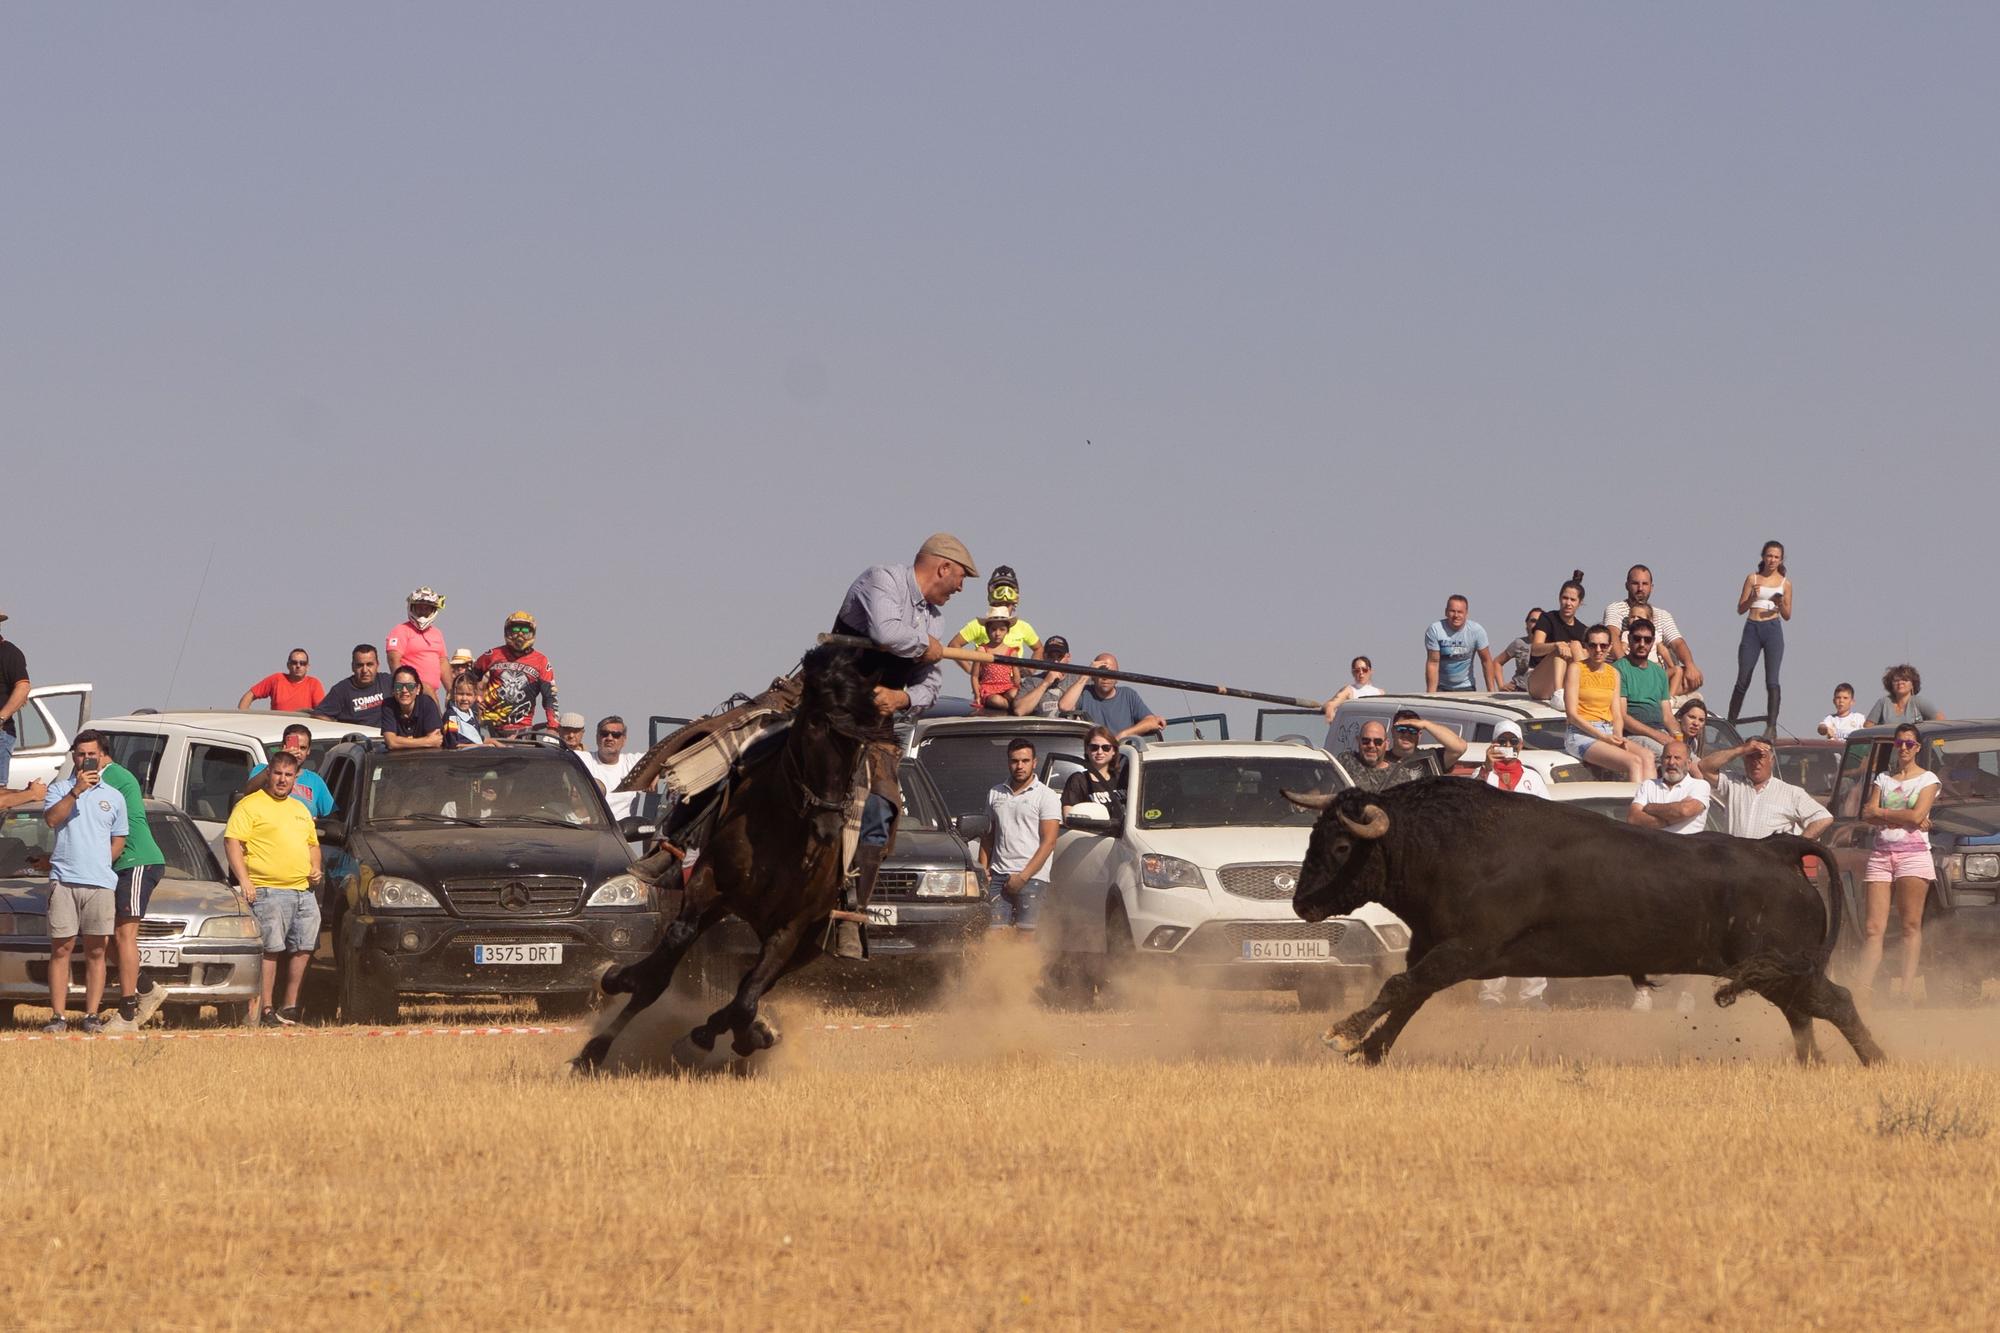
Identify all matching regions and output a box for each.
[1493,721,1523,742]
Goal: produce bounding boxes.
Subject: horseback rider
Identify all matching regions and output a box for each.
[828,533,976,959]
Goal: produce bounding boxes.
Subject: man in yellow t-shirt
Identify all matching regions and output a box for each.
[223,751,323,1026]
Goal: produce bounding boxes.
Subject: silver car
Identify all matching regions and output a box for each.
[0,799,262,1026]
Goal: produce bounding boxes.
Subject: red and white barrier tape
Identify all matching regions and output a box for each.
[0,1023,585,1045]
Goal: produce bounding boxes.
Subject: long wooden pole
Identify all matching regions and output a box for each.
[815,633,1325,710]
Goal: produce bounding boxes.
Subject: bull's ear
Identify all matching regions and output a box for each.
[1283,788,1338,812]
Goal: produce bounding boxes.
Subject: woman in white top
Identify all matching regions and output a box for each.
[1728,541,1792,736]
[1320,656,1384,722]
[1855,723,1941,1002]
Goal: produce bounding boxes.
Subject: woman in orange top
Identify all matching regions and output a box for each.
[1563,625,1655,783]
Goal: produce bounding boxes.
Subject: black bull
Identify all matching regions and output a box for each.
[1281,779,1884,1066]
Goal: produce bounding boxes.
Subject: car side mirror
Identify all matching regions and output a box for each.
[617,815,657,841]
[315,818,345,847]
[954,813,991,841]
[1064,800,1115,834]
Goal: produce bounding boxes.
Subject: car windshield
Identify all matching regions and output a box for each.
[1135,757,1340,830]
[914,727,1085,820]
[896,765,946,832]
[1911,737,2000,810]
[0,808,217,881]
[362,752,610,829]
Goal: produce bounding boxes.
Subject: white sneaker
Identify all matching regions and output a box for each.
[131,983,169,1028]
[1631,987,1653,1012]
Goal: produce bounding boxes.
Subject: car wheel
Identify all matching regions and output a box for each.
[1295,978,1348,1013]
[1100,897,1137,1005]
[213,1002,252,1028]
[338,950,401,1027]
[534,992,598,1019]
[1039,951,1099,1011]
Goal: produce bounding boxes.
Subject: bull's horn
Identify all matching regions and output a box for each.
[1283,788,1339,812]
[1336,805,1391,840]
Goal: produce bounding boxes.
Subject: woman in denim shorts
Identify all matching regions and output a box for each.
[1855,723,1940,1003]
[1561,626,1654,784]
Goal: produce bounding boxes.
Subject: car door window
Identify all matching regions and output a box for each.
[1043,752,1085,795]
[184,743,253,821]
[1832,742,1871,820]
[319,755,355,818]
[99,731,167,792]
[15,701,54,750]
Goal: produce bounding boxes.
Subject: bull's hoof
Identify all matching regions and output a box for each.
[1321,1026,1361,1054]
[570,1035,614,1075]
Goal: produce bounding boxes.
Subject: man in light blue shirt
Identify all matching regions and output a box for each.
[827,533,975,957]
[42,733,130,1032]
[1425,595,1498,693]
[240,723,335,818]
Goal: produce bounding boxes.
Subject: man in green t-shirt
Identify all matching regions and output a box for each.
[1612,618,1677,760]
[90,732,170,1032]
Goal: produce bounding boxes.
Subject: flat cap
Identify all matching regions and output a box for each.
[558,712,587,729]
[917,533,978,579]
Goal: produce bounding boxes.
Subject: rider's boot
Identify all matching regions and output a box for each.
[831,846,886,960]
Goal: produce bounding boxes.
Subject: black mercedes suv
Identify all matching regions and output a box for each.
[309,737,664,1022]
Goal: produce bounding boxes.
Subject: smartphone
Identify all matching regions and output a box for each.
[81,757,100,773]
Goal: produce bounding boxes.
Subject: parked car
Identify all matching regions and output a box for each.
[686,762,992,992]
[904,713,1095,828]
[1766,736,1844,802]
[1450,744,1601,786]
[88,710,379,857]
[4,683,93,788]
[0,798,260,1025]
[1038,739,1408,1010]
[1822,720,2000,996]
[308,736,665,1022]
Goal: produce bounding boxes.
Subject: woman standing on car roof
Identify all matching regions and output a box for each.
[1527,573,1592,703]
[1728,541,1792,736]
[1061,726,1126,823]
[1855,723,1942,1005]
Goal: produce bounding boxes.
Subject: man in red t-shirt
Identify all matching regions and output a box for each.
[237,650,325,711]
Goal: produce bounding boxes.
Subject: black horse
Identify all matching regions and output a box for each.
[572,646,879,1072]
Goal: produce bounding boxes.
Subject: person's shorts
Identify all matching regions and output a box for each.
[114,864,166,924]
[49,881,116,938]
[1866,843,1936,883]
[250,889,322,953]
[1564,721,1614,760]
[1629,734,1665,760]
[986,870,1046,930]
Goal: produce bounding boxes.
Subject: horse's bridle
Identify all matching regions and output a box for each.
[781,713,871,829]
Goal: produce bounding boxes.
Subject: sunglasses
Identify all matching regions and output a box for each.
[1895,739,1922,750]
[1393,726,1419,737]
[1628,635,1654,644]
[1086,743,1116,753]
[599,730,625,739]
[287,659,309,667]
[392,682,421,693]
[1587,641,1612,651]
[1358,737,1387,746]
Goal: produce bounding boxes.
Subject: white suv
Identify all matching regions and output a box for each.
[1038,739,1408,1009]
[87,711,378,855]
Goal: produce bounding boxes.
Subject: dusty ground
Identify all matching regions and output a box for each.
[4,952,1997,1330]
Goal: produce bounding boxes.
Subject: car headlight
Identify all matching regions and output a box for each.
[198,914,260,939]
[916,870,972,898]
[1962,854,2000,882]
[367,877,441,910]
[1140,854,1205,890]
[1373,923,1411,951]
[586,874,651,908]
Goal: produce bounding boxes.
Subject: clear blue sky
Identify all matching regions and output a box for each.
[6,4,1993,735]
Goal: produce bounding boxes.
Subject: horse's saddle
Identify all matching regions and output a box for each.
[619,676,805,801]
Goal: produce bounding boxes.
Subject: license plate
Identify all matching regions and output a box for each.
[865,904,898,927]
[138,946,179,968]
[1243,938,1331,962]
[472,943,563,965]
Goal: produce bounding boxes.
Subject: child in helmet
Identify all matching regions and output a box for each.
[949,565,1039,685]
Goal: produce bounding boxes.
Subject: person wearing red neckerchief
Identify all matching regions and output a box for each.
[1476,721,1549,1009]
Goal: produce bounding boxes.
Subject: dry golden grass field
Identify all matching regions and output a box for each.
[5,950,1998,1331]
